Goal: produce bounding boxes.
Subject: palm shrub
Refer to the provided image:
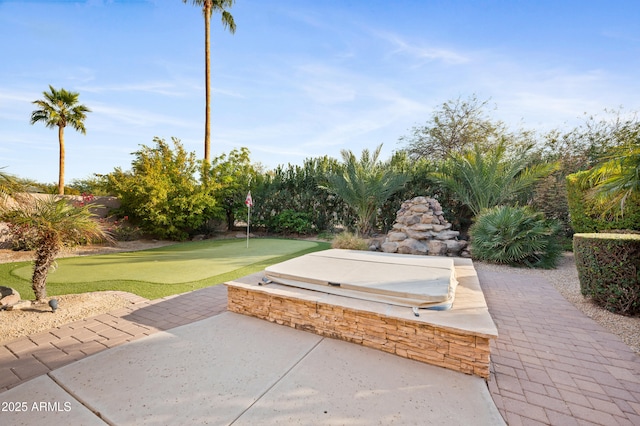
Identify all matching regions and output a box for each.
[470,205,562,268]
[581,129,640,216]
[322,145,408,236]
[432,141,558,216]
[1,195,111,302]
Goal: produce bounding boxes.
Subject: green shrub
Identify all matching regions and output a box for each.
[104,137,218,240]
[573,233,640,316]
[271,210,313,234]
[470,205,562,268]
[566,171,640,233]
[331,232,369,250]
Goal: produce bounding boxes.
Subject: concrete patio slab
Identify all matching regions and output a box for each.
[1,312,504,425]
[232,336,504,425]
[0,375,106,425]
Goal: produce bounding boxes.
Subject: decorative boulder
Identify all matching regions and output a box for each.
[381,197,467,257]
[0,286,21,309]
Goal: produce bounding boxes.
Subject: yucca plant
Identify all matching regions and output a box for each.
[470,205,561,268]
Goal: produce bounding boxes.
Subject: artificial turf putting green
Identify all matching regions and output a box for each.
[5,238,330,300]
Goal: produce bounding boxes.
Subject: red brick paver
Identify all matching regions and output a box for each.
[480,270,640,425]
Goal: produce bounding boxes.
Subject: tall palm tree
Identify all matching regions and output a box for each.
[432,141,558,216]
[1,196,111,302]
[31,85,91,195]
[322,145,408,236]
[183,0,236,163]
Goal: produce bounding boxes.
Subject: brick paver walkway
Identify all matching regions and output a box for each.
[479,270,640,425]
[1,271,639,425]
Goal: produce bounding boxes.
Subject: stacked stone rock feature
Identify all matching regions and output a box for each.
[381,196,468,257]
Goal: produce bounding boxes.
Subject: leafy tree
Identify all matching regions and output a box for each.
[30,85,91,195]
[1,196,110,302]
[209,147,260,230]
[183,0,236,163]
[432,141,558,217]
[105,137,219,240]
[322,145,408,236]
[400,95,506,161]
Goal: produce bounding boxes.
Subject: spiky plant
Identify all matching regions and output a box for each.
[1,196,111,302]
[322,145,408,236]
[470,205,561,269]
[584,134,640,216]
[432,141,558,216]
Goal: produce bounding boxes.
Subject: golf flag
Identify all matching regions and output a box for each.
[245,191,252,248]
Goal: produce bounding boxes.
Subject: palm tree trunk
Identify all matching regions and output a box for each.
[58,125,65,195]
[32,236,59,302]
[204,0,212,163]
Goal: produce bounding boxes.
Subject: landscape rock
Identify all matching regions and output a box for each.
[381,196,465,257]
[0,286,21,308]
[7,300,32,310]
[381,241,399,253]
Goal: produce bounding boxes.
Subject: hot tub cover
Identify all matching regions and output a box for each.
[264,249,458,309]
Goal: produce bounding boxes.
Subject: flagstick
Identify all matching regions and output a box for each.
[246,204,250,248]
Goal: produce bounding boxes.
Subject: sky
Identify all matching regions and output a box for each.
[1,0,639,184]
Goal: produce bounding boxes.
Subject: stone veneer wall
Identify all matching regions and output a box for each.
[227,285,492,379]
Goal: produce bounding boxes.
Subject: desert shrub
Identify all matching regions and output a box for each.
[470,205,562,268]
[270,210,313,234]
[100,216,141,241]
[573,233,640,316]
[3,222,39,251]
[251,157,353,233]
[331,232,369,250]
[104,137,219,240]
[566,171,640,233]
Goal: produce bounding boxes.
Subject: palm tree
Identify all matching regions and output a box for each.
[183,0,236,163]
[584,134,640,216]
[322,145,408,236]
[31,85,91,195]
[1,196,111,303]
[432,141,558,216]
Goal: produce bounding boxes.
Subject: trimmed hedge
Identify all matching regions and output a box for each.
[566,171,640,233]
[574,233,640,316]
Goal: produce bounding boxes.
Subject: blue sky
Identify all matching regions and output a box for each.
[1,0,639,183]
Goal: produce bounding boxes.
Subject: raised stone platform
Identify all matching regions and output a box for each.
[226,257,498,379]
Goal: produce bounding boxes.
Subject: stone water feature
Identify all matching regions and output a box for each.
[381,196,469,257]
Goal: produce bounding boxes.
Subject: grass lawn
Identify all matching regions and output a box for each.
[1,238,330,300]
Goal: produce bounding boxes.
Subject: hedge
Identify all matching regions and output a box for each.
[573,233,640,316]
